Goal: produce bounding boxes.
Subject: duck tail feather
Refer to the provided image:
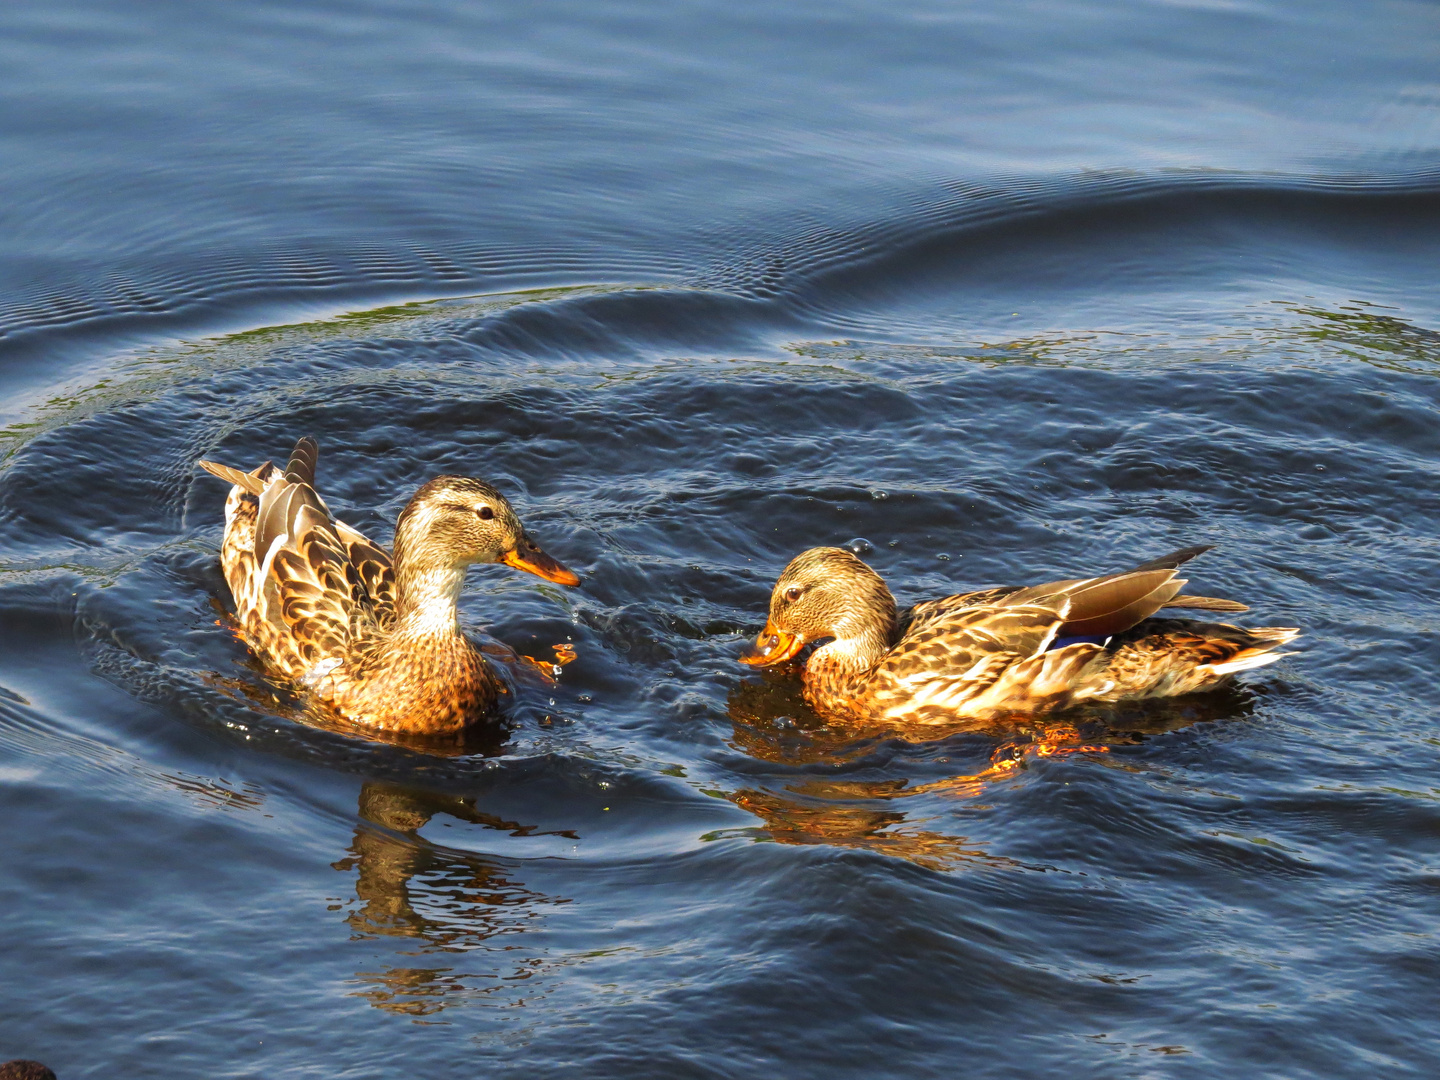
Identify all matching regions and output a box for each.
[1164,594,1250,613]
[1199,626,1300,675]
[1127,544,1213,573]
[199,458,268,496]
[285,437,320,486]
[1243,626,1301,646]
[1205,649,1296,676]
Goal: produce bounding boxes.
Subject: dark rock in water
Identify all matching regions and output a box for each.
[0,1063,57,1080]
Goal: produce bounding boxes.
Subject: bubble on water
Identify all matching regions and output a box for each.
[869,489,888,500]
[888,539,900,548]
[937,553,951,561]
[843,537,874,555]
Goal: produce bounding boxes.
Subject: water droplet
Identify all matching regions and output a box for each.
[1315,464,1326,471]
[888,539,900,548]
[843,537,874,555]
[869,489,888,500]
[578,694,593,703]
[937,553,951,561]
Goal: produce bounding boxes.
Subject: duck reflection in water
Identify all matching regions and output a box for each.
[334,781,574,1017]
[724,665,1258,871]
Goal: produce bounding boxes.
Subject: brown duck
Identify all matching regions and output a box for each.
[742,544,1298,726]
[199,437,579,735]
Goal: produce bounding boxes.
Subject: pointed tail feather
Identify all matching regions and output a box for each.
[1127,544,1214,573]
[1242,626,1301,645]
[198,458,272,496]
[1164,594,1250,613]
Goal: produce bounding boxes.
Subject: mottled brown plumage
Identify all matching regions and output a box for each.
[199,437,579,734]
[742,545,1298,725]
[0,1063,56,1080]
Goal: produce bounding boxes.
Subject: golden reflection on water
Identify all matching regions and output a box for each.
[203,632,582,1016]
[334,782,573,1017]
[727,785,1016,872]
[723,668,1256,872]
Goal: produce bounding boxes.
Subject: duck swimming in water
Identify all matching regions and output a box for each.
[742,544,1297,726]
[199,437,579,735]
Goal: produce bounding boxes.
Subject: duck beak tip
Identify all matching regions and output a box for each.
[502,547,581,587]
[740,624,803,667]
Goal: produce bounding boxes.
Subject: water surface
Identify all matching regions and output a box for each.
[2,1,1439,1077]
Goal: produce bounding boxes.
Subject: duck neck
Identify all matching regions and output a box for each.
[808,586,898,685]
[810,621,894,680]
[395,564,467,637]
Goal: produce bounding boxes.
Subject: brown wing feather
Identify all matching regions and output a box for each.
[961,642,1108,714]
[272,529,354,664]
[199,443,404,687]
[974,568,1182,639]
[902,587,1022,633]
[882,601,1067,688]
[1055,571,1187,637]
[869,601,1074,719]
[267,496,366,662]
[218,453,369,670]
[910,546,1228,641]
[335,519,397,620]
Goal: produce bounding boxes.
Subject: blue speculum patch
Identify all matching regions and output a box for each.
[1048,634,1110,651]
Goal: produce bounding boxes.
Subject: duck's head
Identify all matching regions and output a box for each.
[394,476,580,585]
[741,546,896,666]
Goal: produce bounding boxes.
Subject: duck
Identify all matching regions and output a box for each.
[741,544,1298,726]
[198,436,579,735]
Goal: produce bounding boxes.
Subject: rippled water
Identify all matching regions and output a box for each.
[3,1,1440,1077]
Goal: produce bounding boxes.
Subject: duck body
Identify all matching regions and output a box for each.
[744,545,1298,726]
[200,437,578,735]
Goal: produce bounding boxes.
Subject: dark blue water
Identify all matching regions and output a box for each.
[2,1,1439,1076]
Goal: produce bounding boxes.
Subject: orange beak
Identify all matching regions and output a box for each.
[501,543,581,586]
[740,619,806,666]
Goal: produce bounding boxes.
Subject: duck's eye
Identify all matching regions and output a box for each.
[476,506,495,521]
[784,586,802,602]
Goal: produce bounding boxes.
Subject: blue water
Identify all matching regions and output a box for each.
[2,1,1439,1076]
